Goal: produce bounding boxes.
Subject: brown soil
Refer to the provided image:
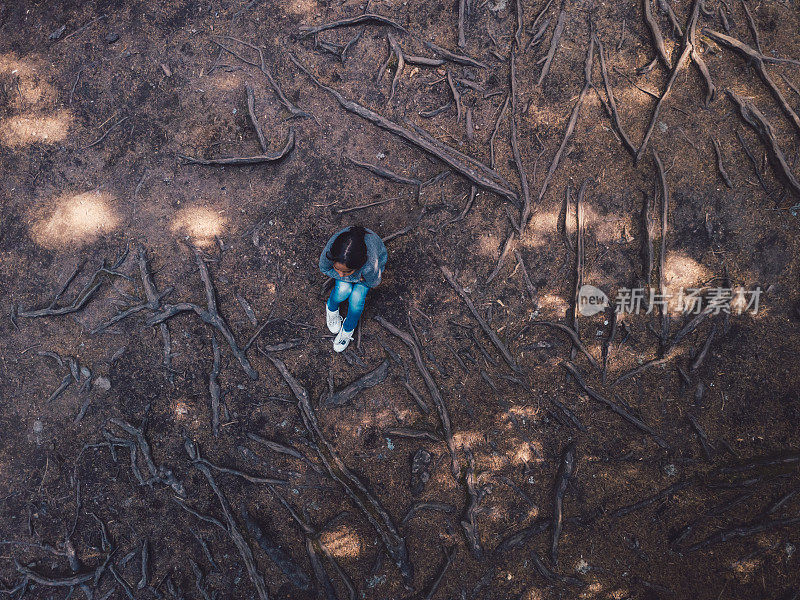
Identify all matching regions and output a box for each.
[2,1,800,599]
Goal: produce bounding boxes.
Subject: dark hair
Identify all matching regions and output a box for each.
[326,226,368,270]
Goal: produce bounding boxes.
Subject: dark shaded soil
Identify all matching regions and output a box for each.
[2,1,800,599]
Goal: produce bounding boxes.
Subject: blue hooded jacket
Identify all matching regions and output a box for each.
[319,227,388,288]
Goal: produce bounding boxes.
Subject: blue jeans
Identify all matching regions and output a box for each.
[327,281,369,332]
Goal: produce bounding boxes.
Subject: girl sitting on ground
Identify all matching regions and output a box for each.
[319,225,388,352]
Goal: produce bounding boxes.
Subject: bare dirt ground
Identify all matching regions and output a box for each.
[2,0,800,598]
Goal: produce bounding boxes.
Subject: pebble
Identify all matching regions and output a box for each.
[32,419,44,446]
[94,376,111,391]
[49,25,66,40]
[105,32,120,43]
[575,558,591,574]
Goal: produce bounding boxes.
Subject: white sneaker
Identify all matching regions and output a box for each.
[333,327,354,353]
[326,305,343,334]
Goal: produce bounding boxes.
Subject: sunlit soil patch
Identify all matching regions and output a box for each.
[476,232,501,257]
[207,70,245,91]
[525,204,625,248]
[0,110,73,148]
[319,526,363,559]
[31,191,120,249]
[351,407,414,433]
[519,210,557,247]
[504,404,541,423]
[664,252,710,290]
[519,588,543,600]
[510,440,543,467]
[523,74,656,129]
[290,0,320,16]
[582,581,605,597]
[452,430,485,450]
[732,556,763,580]
[170,206,227,247]
[0,53,57,106]
[174,400,190,421]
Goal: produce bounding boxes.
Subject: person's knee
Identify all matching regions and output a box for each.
[350,287,368,311]
[333,281,353,301]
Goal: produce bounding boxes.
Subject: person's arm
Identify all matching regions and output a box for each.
[319,247,334,275]
[319,229,344,279]
[377,236,388,271]
[361,233,388,288]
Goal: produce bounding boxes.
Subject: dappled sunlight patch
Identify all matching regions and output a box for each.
[357,407,406,430]
[520,588,543,600]
[31,190,120,249]
[0,54,27,74]
[170,206,227,247]
[388,407,416,423]
[485,439,543,471]
[580,205,624,245]
[174,400,190,421]
[526,210,559,233]
[558,203,624,246]
[510,441,543,466]
[664,252,710,292]
[503,404,541,424]
[525,97,576,128]
[0,52,57,106]
[732,557,761,576]
[582,580,604,597]
[536,293,569,313]
[476,232,501,257]
[452,430,484,450]
[519,210,557,247]
[0,110,73,148]
[319,526,363,559]
[290,0,320,16]
[0,52,65,147]
[208,70,245,91]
